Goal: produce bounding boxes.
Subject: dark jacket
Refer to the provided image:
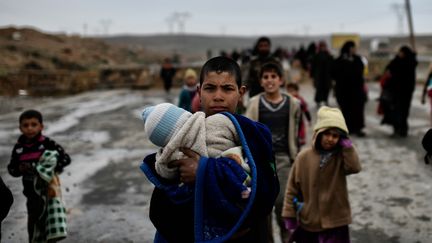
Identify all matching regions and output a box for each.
[0,176,13,222]
[0,176,13,240]
[8,134,71,198]
[332,54,365,103]
[312,51,333,86]
[141,113,279,242]
[385,53,417,101]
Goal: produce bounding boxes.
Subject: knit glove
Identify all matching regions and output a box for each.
[283,218,298,230]
[339,138,353,148]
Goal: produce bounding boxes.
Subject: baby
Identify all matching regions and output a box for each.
[142,103,251,192]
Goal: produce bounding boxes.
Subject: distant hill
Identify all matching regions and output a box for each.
[102,34,324,59]
[1,26,430,72]
[102,33,432,60]
[0,27,159,72]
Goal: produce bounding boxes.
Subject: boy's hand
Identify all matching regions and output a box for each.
[18,163,32,173]
[170,148,200,184]
[283,217,298,231]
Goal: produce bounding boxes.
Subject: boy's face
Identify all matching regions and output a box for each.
[260,70,283,95]
[198,71,245,116]
[287,87,298,96]
[185,76,197,87]
[257,41,270,56]
[19,118,43,139]
[320,128,340,150]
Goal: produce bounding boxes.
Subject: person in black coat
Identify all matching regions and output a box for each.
[422,128,432,164]
[0,176,14,240]
[160,58,177,94]
[311,41,334,107]
[244,36,281,97]
[332,41,367,137]
[382,46,418,137]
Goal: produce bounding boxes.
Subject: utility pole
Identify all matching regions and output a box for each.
[100,19,113,36]
[83,23,88,37]
[405,0,416,51]
[390,3,405,34]
[166,12,191,34]
[176,12,191,34]
[165,15,176,34]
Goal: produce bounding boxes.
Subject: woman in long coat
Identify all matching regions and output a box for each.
[381,46,417,137]
[333,41,366,136]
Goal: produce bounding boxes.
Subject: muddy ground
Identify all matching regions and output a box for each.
[1,82,431,243]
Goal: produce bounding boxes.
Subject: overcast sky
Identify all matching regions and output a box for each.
[1,0,431,36]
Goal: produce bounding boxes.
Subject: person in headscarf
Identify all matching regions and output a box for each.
[381,45,418,137]
[332,40,367,137]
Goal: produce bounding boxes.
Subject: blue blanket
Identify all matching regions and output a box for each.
[141,112,278,242]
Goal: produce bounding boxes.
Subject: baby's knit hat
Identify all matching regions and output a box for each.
[184,68,197,79]
[142,103,192,147]
[314,106,349,134]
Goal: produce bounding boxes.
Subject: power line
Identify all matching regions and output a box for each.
[391,2,405,34]
[165,12,191,34]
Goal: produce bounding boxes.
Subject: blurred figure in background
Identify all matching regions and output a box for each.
[244,36,281,97]
[160,58,177,94]
[422,128,432,165]
[421,63,432,126]
[0,176,13,241]
[332,41,367,137]
[178,68,199,112]
[380,46,417,137]
[287,82,312,147]
[311,41,334,107]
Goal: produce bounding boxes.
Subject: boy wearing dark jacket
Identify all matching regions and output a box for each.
[141,56,279,242]
[8,109,71,242]
[0,176,13,240]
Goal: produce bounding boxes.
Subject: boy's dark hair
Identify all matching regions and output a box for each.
[259,62,283,79]
[199,56,242,87]
[286,82,299,91]
[19,109,43,124]
[340,40,355,56]
[256,36,271,47]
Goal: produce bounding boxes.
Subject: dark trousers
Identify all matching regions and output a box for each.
[290,225,351,243]
[268,153,292,243]
[26,194,44,242]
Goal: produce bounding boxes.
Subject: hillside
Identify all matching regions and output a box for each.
[102,34,321,59]
[0,27,160,72]
[1,27,431,72]
[0,27,431,97]
[103,33,432,59]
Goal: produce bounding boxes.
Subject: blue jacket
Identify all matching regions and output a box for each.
[141,113,279,243]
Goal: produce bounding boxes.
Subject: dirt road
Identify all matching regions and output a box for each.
[1,82,431,243]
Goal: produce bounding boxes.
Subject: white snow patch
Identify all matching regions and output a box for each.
[45,95,142,135]
[61,148,151,206]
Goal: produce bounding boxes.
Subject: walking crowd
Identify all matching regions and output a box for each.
[1,34,430,243]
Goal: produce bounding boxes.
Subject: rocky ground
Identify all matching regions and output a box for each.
[1,81,431,243]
